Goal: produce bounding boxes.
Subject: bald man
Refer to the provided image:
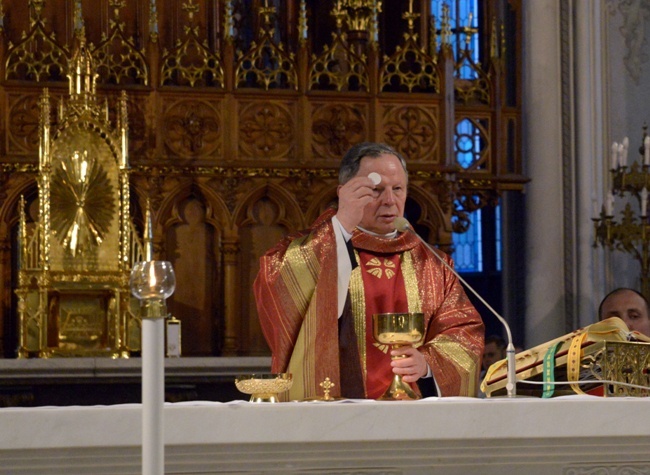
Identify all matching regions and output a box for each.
[598,288,650,337]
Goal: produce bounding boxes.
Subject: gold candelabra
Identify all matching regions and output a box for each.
[593,127,650,298]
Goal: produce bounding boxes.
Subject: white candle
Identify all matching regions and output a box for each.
[622,136,629,166]
[605,190,614,216]
[618,142,626,167]
[644,136,650,166]
[611,142,619,170]
[642,188,648,217]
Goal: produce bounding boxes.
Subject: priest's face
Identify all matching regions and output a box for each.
[600,289,650,337]
[356,153,408,235]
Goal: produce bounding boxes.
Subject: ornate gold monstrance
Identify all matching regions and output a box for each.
[15,33,144,357]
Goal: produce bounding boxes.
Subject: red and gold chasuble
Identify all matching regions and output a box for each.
[356,251,412,398]
[254,208,484,401]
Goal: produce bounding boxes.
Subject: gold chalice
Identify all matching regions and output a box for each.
[234,373,293,403]
[373,312,425,401]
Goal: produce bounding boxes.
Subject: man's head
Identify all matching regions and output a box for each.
[598,288,650,337]
[482,335,506,371]
[338,142,408,235]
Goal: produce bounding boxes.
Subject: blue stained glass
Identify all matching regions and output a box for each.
[431,0,479,79]
[452,208,482,272]
[432,1,500,274]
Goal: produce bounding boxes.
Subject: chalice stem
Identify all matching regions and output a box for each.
[378,346,420,401]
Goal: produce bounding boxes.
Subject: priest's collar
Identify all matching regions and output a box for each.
[352,225,419,253]
[357,225,398,239]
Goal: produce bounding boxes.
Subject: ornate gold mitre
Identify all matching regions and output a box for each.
[16,30,143,358]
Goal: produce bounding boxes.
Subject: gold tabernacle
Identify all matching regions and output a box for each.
[481,317,650,398]
[15,33,145,358]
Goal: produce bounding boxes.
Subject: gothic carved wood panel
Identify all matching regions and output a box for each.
[0,0,524,358]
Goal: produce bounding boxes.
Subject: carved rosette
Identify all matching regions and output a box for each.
[382,104,438,162]
[311,103,367,159]
[238,101,294,160]
[162,99,221,158]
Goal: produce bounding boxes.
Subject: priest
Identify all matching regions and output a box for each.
[254,142,484,400]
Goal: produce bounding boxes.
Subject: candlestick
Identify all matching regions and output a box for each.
[130,261,176,475]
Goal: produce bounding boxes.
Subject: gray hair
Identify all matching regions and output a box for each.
[338,142,408,185]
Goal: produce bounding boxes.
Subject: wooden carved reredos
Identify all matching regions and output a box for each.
[0,0,525,357]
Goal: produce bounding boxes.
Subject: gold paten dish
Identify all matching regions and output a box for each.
[235,373,293,403]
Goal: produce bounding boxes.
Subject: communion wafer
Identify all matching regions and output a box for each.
[368,172,381,185]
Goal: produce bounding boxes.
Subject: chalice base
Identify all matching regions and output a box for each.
[250,393,280,403]
[378,374,420,401]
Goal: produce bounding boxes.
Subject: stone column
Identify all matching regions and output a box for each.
[523,0,566,346]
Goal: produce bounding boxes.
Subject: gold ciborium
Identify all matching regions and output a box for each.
[373,312,425,401]
[235,373,293,403]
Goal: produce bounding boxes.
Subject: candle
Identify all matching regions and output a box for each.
[605,190,614,216]
[618,142,626,167]
[611,142,619,170]
[642,188,648,217]
[644,136,650,166]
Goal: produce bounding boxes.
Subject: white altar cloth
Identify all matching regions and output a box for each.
[1,396,649,474]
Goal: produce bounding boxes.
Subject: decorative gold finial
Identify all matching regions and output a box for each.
[144,199,154,261]
[149,0,159,42]
[67,34,97,100]
[331,0,346,31]
[298,0,308,44]
[403,0,420,33]
[109,0,126,18]
[223,0,234,42]
[259,0,276,29]
[18,195,27,269]
[182,0,200,22]
[30,0,45,24]
[463,12,478,48]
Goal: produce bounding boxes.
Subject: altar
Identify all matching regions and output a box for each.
[1,396,649,474]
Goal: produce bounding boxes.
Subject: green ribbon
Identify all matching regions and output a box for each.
[541,341,561,398]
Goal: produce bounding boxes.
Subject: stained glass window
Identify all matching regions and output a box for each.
[431,0,500,273]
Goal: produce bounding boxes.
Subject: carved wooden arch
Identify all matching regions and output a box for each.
[404,183,451,247]
[0,177,37,357]
[304,184,339,226]
[154,180,232,240]
[0,176,38,237]
[234,182,307,232]
[147,179,231,356]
